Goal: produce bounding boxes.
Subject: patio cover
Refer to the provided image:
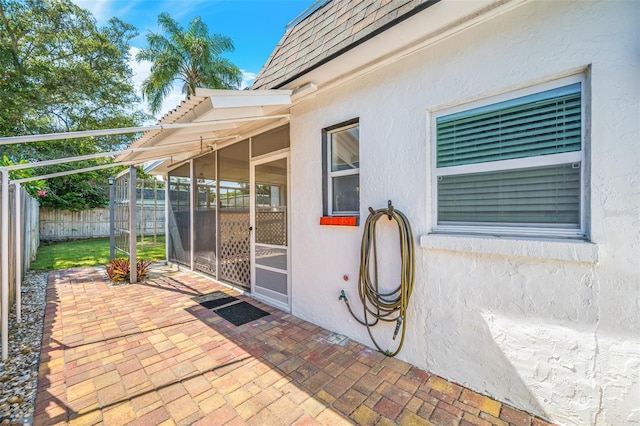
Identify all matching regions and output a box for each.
[0,88,294,359]
[117,88,293,172]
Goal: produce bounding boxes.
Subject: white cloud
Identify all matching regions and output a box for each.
[158,88,187,119]
[240,70,257,89]
[129,47,150,92]
[72,0,141,26]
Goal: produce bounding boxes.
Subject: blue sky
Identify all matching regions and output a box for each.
[71,0,317,118]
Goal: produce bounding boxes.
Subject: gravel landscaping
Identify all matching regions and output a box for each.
[0,271,48,425]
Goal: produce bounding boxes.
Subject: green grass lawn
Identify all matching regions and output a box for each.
[31,235,166,272]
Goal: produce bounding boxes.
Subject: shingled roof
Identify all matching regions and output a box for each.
[252,0,439,90]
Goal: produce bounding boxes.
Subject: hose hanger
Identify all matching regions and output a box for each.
[339,200,415,357]
[369,199,394,220]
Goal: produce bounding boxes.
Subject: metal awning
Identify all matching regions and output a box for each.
[116,88,293,173]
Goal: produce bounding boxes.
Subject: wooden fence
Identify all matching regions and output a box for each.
[40,204,165,241]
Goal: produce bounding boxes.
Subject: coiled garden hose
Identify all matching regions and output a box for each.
[339,201,415,357]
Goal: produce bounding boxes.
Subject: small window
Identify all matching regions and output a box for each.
[323,119,360,216]
[433,76,586,238]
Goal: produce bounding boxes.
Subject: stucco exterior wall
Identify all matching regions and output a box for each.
[288,1,639,425]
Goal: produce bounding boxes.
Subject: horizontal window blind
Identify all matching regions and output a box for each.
[438,164,581,226]
[437,83,581,167]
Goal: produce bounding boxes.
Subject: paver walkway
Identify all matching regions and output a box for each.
[34,266,554,425]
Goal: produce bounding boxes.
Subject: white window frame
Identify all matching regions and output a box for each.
[325,121,360,216]
[431,74,587,239]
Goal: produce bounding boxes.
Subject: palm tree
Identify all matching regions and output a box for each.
[136,13,242,115]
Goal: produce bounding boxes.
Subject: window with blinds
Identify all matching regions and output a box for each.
[434,77,585,238]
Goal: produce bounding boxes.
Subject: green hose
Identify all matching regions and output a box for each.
[339,201,415,357]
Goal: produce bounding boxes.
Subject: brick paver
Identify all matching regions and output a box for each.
[34,266,556,425]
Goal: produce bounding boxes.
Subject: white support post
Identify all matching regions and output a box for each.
[165,175,170,264]
[153,180,157,243]
[15,184,22,323]
[109,178,115,260]
[129,166,138,283]
[215,150,220,281]
[1,170,9,360]
[140,180,145,248]
[189,159,195,272]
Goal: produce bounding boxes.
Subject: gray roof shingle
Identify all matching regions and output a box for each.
[252,0,439,90]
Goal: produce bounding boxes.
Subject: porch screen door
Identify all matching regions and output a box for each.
[251,155,289,311]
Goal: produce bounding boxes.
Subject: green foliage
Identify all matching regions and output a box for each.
[0,155,45,197]
[0,0,150,210]
[106,258,152,285]
[38,166,111,210]
[31,236,166,272]
[136,12,242,114]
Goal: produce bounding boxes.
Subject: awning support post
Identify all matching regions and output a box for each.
[129,166,137,283]
[109,177,115,261]
[1,170,10,360]
[15,184,21,323]
[164,175,170,264]
[140,180,145,248]
[189,159,195,272]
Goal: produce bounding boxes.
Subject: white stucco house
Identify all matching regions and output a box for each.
[119,0,640,424]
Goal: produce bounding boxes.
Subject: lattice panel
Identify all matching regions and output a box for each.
[256,208,287,246]
[219,211,250,287]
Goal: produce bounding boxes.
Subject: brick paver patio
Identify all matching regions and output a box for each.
[34,266,554,425]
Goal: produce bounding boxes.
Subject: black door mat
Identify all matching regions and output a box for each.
[194,291,239,310]
[214,301,270,326]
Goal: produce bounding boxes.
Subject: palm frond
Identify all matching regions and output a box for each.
[138,13,242,114]
[157,12,183,43]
